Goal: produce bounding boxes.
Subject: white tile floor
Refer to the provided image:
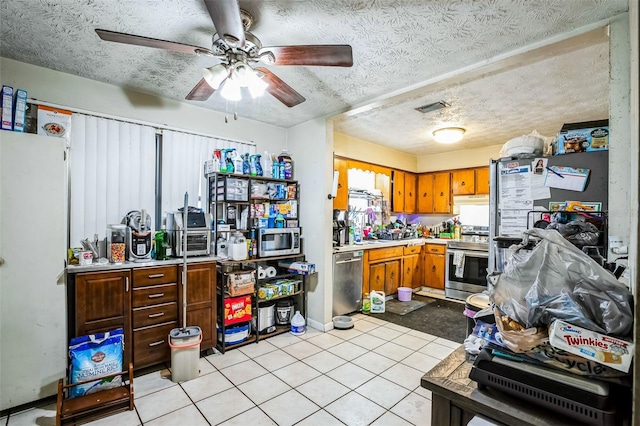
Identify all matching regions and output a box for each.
[4,314,459,426]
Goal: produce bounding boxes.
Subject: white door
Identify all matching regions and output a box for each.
[0,132,67,410]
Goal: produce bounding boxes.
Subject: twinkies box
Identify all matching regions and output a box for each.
[553,120,609,155]
[548,320,633,373]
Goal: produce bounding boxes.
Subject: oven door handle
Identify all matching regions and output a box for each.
[448,250,489,258]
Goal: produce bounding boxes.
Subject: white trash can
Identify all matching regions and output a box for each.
[169,326,202,383]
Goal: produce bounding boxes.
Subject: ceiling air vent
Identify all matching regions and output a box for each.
[415,101,450,114]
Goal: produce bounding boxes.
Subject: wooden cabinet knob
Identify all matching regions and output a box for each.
[461,181,465,186]
[440,192,444,196]
[423,192,427,197]
[432,265,436,272]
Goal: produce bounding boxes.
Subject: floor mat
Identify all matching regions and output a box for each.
[372,295,467,343]
[384,299,427,315]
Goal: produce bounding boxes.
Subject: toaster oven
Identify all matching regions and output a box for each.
[166,210,211,257]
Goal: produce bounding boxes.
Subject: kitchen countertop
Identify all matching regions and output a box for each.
[67,255,221,273]
[333,238,450,253]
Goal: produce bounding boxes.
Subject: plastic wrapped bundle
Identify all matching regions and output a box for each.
[490,228,633,336]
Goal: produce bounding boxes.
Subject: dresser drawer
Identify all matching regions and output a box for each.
[132,283,177,308]
[132,302,178,329]
[132,266,177,288]
[425,244,446,254]
[368,247,403,261]
[403,245,422,255]
[133,322,176,368]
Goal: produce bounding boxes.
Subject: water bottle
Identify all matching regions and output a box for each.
[264,151,273,177]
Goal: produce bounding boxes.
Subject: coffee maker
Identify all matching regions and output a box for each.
[333,210,347,247]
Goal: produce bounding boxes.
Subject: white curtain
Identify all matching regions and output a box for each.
[69,114,156,246]
[161,130,255,218]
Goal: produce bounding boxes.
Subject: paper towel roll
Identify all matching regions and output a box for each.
[266,266,277,277]
[258,267,267,279]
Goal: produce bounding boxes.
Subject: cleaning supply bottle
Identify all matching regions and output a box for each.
[255,154,263,176]
[272,157,279,179]
[264,151,273,177]
[290,311,306,336]
[241,153,251,175]
[278,160,285,180]
[277,149,293,179]
[362,293,371,314]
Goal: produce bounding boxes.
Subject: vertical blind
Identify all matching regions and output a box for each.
[161,129,255,219]
[69,114,156,245]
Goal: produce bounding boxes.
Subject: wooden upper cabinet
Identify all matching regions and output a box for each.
[333,157,348,210]
[475,167,490,195]
[392,170,405,212]
[452,169,475,195]
[375,172,391,202]
[404,172,416,214]
[417,173,434,214]
[433,172,451,214]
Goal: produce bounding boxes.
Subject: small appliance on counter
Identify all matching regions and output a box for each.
[122,210,152,262]
[166,207,211,257]
[333,209,347,247]
[275,300,294,325]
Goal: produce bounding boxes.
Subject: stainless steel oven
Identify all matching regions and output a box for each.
[445,240,489,301]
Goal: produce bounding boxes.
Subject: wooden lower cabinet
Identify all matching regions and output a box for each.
[179,262,216,351]
[403,254,421,289]
[74,270,132,368]
[424,244,446,290]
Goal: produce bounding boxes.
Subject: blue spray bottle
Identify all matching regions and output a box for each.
[242,153,251,175]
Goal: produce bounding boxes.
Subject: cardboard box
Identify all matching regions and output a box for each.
[1,86,14,130]
[553,120,609,155]
[224,295,252,325]
[548,320,633,373]
[13,89,27,132]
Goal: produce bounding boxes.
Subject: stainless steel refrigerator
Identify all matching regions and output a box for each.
[488,150,609,273]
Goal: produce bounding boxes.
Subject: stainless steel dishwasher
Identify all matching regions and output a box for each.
[332,250,364,316]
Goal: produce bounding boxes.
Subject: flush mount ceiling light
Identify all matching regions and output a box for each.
[433,127,466,144]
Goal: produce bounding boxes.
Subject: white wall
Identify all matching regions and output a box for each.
[287,118,334,330]
[417,144,503,172]
[0,58,287,154]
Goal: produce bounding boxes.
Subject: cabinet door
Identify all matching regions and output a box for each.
[375,172,391,202]
[425,254,446,290]
[333,157,349,210]
[402,254,420,289]
[75,271,131,366]
[417,173,434,213]
[180,262,216,350]
[384,260,401,296]
[392,170,405,212]
[452,169,475,195]
[404,173,417,213]
[475,167,490,195]
[369,263,386,293]
[433,172,451,213]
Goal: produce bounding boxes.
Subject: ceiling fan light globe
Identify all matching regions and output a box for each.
[433,127,465,144]
[247,71,269,98]
[202,64,228,90]
[220,77,242,101]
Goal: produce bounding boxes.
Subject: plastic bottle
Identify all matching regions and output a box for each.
[255,154,263,176]
[241,153,251,175]
[154,231,165,260]
[272,159,279,180]
[362,293,371,314]
[277,149,293,179]
[229,231,247,260]
[275,213,285,228]
[264,151,273,177]
[454,223,461,240]
[290,311,306,336]
[278,160,285,180]
[216,236,228,258]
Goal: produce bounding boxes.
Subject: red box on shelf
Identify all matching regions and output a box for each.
[224,295,252,325]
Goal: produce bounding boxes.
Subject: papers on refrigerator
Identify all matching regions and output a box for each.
[498,164,533,236]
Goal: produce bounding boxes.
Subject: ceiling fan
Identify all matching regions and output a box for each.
[95,0,353,107]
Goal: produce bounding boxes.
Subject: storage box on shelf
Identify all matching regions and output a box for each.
[216,264,257,353]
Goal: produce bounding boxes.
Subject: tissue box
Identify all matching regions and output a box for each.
[1,86,14,131]
[548,320,633,373]
[553,120,609,155]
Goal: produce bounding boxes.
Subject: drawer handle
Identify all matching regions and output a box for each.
[148,274,165,279]
[125,277,129,292]
[148,312,165,318]
[148,293,165,299]
[148,340,165,347]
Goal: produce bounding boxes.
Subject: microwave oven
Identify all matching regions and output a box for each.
[258,227,301,257]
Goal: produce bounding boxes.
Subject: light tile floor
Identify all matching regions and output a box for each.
[4,314,459,426]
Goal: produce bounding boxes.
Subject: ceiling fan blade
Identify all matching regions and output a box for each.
[254,67,305,108]
[96,29,214,56]
[260,45,353,67]
[203,0,245,48]
[185,78,216,101]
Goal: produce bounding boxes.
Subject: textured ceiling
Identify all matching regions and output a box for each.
[0,0,627,154]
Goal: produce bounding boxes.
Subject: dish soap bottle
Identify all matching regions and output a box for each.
[362,293,371,314]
